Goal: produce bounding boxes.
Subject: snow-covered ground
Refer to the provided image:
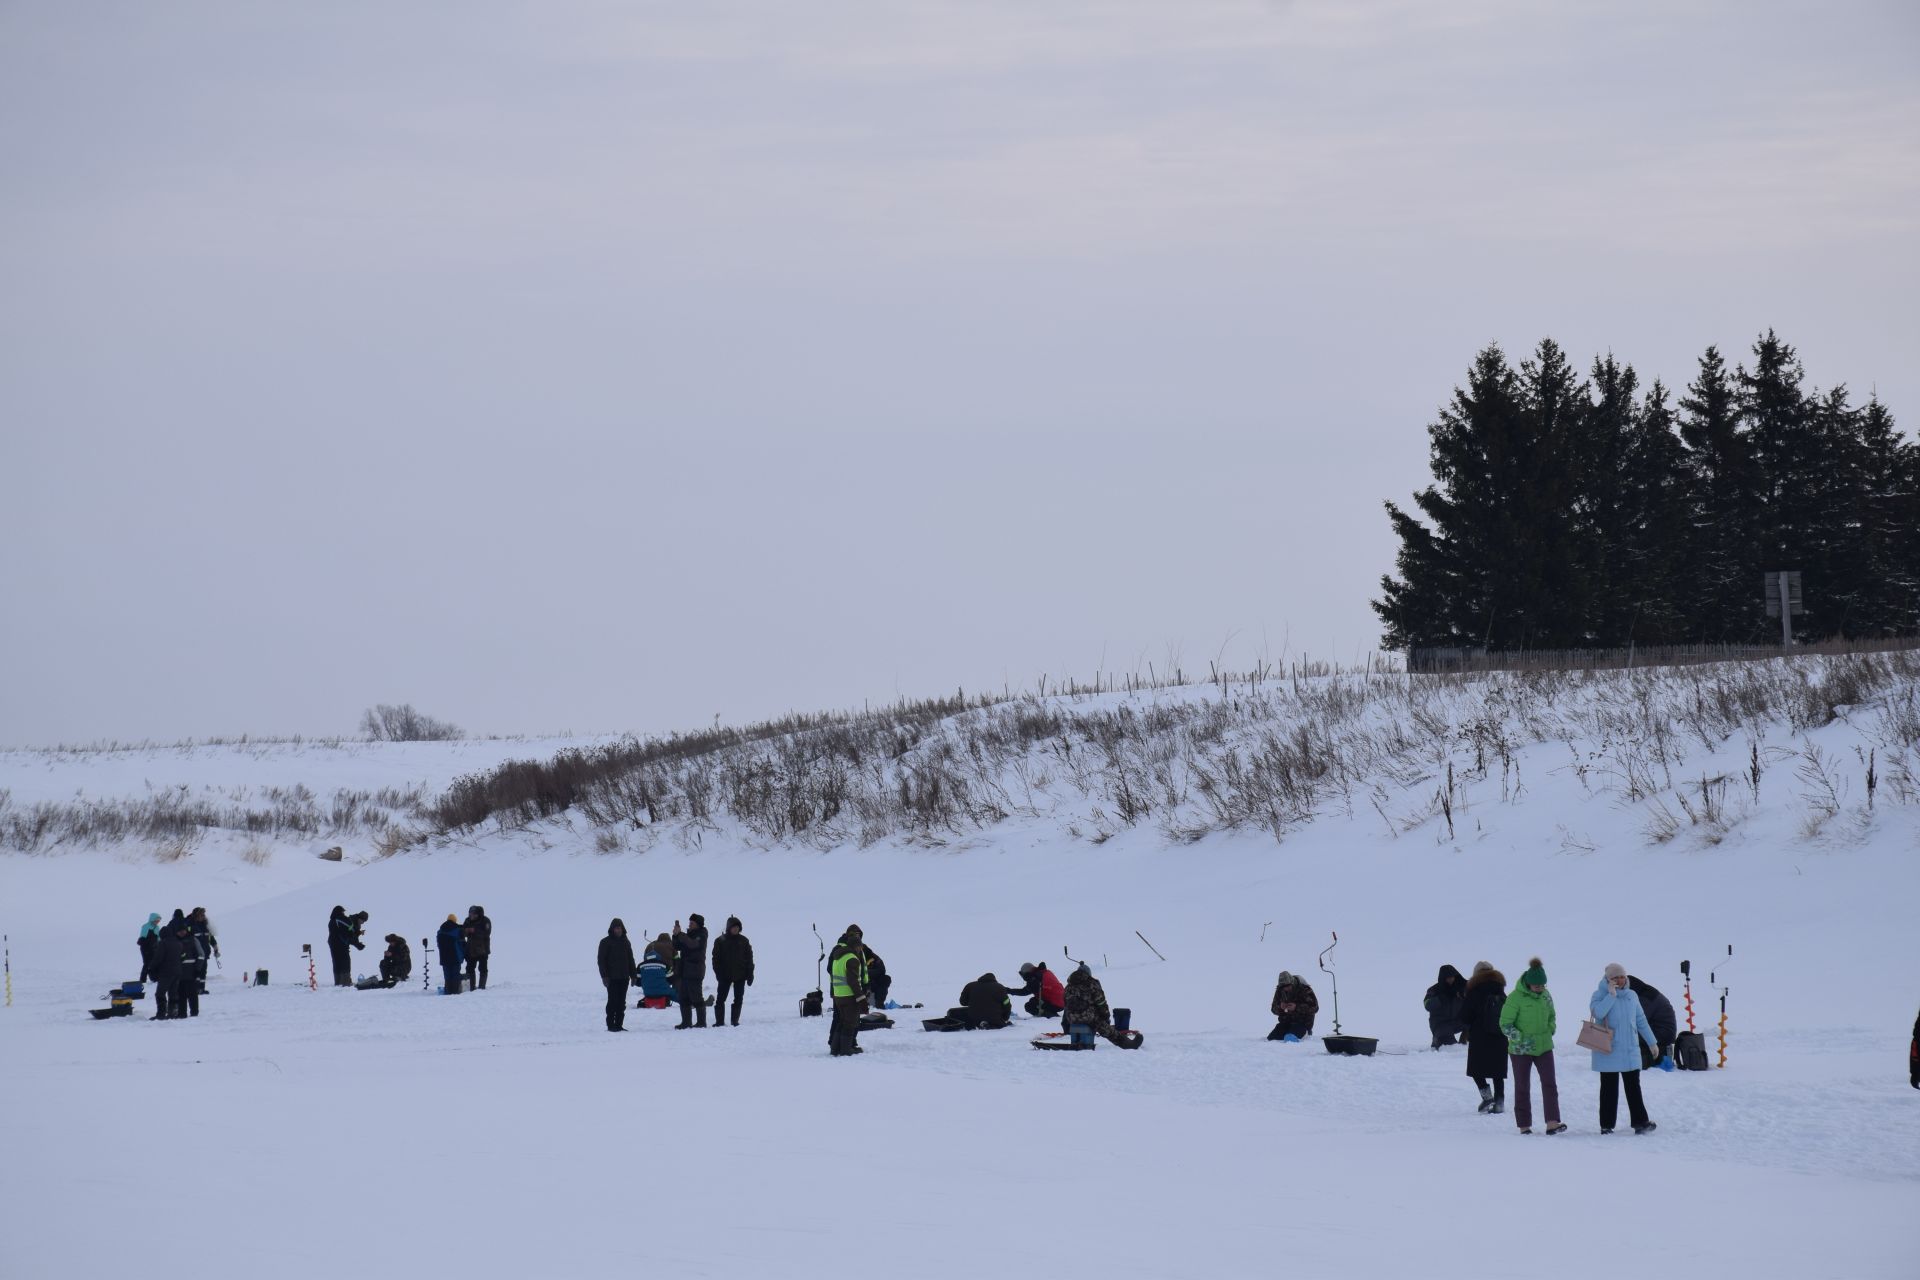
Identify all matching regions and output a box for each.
[3,664,1916,1278]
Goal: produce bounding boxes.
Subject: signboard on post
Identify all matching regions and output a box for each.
[1762,570,1803,649]
[1761,571,1803,618]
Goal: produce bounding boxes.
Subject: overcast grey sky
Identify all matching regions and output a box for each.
[3,1,1916,746]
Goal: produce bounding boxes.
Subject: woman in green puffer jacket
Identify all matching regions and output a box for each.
[1498,957,1566,1135]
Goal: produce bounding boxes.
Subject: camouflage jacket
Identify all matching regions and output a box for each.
[1063,972,1111,1028]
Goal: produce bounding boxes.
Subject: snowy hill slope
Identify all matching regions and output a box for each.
[2,655,1916,1278]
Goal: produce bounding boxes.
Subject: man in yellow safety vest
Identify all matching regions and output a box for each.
[828,925,868,1057]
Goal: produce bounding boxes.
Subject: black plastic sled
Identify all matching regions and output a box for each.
[354,976,399,991]
[856,1012,895,1032]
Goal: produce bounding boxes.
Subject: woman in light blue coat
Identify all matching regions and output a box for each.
[1589,962,1660,1134]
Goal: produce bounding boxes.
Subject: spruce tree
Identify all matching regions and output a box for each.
[1374,345,1522,650]
[1677,346,1756,641]
[1618,379,1695,645]
[1374,341,1591,651]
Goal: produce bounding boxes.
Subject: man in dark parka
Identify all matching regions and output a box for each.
[327,906,356,986]
[462,906,492,991]
[1267,971,1319,1040]
[379,935,413,986]
[672,914,710,1028]
[148,911,192,1019]
[436,915,465,994]
[711,916,754,1027]
[1424,964,1469,1048]
[951,973,1012,1029]
[598,919,636,1032]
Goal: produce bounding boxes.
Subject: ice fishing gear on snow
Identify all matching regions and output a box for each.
[1317,931,1378,1057]
[1711,944,1733,1068]
[303,942,316,992]
[1135,931,1165,962]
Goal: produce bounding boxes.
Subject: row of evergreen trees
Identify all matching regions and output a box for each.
[1374,333,1919,652]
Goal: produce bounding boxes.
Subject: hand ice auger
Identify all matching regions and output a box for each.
[1317,931,1343,1035]
[1681,959,1695,1033]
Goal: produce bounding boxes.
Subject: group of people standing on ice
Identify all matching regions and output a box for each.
[324,904,490,992]
[598,913,755,1032]
[1424,957,1670,1135]
[136,907,219,1019]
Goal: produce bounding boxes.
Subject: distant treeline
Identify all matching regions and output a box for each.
[1375,333,1919,651]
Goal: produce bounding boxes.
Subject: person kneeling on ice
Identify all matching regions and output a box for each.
[1062,963,1141,1048]
[436,915,466,994]
[1267,971,1319,1041]
[863,944,892,1009]
[938,973,1011,1030]
[379,935,412,986]
[1589,963,1661,1135]
[1008,961,1065,1020]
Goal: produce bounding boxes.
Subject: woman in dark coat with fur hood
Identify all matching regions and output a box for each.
[1458,961,1508,1113]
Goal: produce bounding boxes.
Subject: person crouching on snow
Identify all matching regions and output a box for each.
[379,935,412,986]
[1267,971,1319,1041]
[1008,961,1065,1021]
[1063,963,1139,1048]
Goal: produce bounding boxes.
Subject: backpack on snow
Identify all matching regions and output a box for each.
[1674,1031,1711,1071]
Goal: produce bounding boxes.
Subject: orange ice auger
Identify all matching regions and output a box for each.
[1681,959,1695,1033]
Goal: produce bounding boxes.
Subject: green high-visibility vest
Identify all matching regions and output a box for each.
[830,945,863,998]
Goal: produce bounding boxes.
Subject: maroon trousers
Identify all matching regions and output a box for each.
[1510,1051,1561,1129]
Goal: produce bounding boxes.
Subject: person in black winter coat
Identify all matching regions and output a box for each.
[148,911,195,1019]
[436,916,466,994]
[598,919,637,1032]
[1425,964,1469,1049]
[1458,961,1509,1113]
[163,913,203,1018]
[187,907,219,993]
[462,906,492,991]
[864,946,891,1009]
[1627,975,1678,1068]
[327,906,353,986]
[711,916,754,1027]
[379,935,413,986]
[1908,1008,1918,1089]
[947,974,1012,1029]
[672,914,709,1028]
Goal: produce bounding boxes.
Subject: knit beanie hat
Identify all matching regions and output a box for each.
[1520,957,1547,988]
[1604,962,1627,980]
[1472,960,1492,976]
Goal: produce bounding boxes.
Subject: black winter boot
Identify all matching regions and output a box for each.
[1489,1081,1506,1115]
[1476,1082,1494,1113]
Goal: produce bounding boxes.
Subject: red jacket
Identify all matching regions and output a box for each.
[1039,968,1065,1011]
